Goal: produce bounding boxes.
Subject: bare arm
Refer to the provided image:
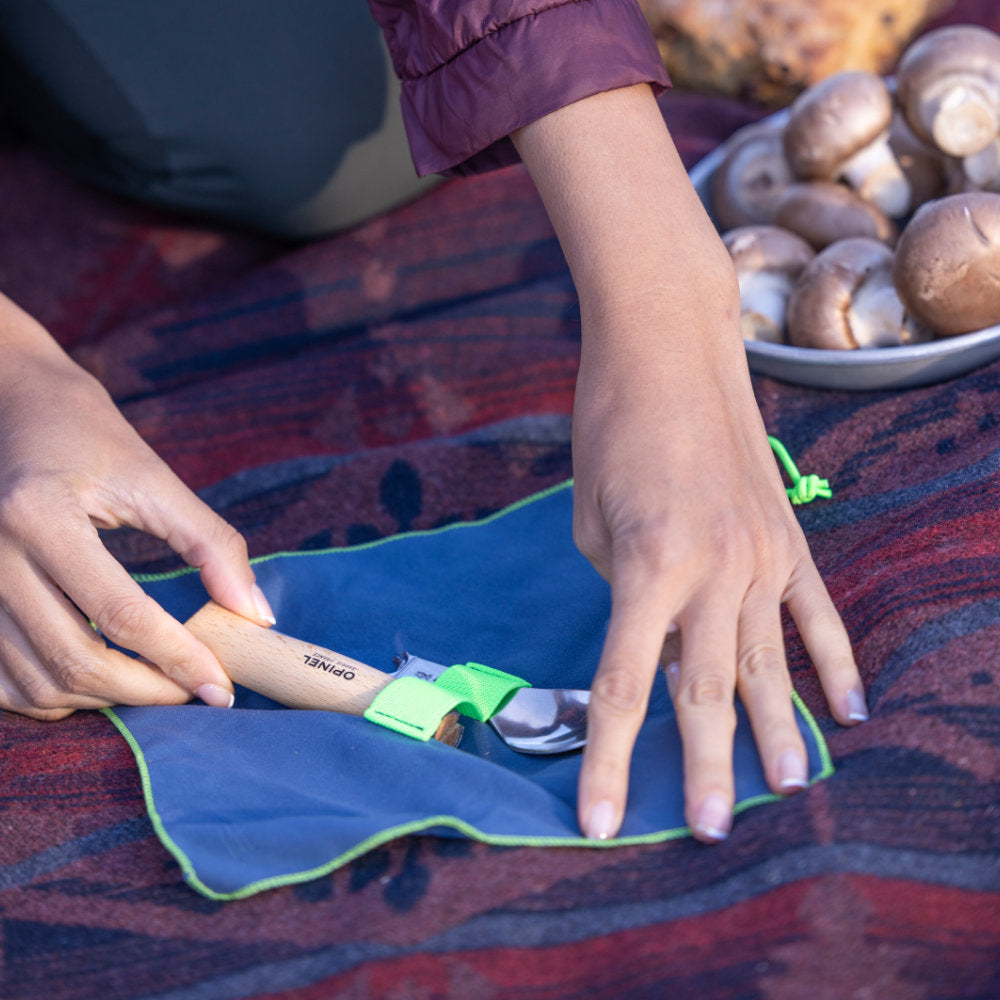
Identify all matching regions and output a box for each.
[512,84,866,841]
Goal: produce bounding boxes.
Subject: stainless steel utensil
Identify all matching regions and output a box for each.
[393,653,589,754]
[185,602,589,754]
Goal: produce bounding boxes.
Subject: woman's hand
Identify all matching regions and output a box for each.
[513,84,866,841]
[0,294,274,719]
[570,315,864,842]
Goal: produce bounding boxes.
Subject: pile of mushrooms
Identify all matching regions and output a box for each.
[711,23,1000,350]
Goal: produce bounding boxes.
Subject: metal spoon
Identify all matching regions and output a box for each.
[185,602,590,755]
[393,653,590,754]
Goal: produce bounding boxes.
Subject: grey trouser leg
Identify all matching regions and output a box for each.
[0,0,436,237]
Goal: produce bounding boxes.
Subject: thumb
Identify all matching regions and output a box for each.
[199,534,276,629]
[150,483,276,627]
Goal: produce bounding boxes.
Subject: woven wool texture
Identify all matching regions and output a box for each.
[0,2,998,997]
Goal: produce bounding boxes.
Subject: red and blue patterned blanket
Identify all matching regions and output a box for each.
[0,3,997,996]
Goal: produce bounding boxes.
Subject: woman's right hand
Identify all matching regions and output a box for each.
[0,293,274,719]
[513,84,864,842]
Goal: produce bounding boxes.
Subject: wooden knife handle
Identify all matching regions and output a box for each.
[185,600,392,715]
[184,601,463,745]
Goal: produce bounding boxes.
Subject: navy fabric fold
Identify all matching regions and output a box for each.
[108,482,832,898]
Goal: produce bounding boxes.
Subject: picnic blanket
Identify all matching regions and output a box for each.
[0,2,997,997]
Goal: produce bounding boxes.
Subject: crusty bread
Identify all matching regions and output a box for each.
[638,0,955,106]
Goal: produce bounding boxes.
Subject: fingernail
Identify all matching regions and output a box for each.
[777,749,808,791]
[252,584,276,626]
[694,793,732,842]
[846,688,869,723]
[584,800,619,841]
[196,684,235,709]
[664,660,680,700]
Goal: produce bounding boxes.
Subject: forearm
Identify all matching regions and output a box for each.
[511,84,743,375]
[370,1,669,177]
[0,290,70,360]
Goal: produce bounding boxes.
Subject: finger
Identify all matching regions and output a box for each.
[29,525,236,707]
[672,598,739,843]
[572,493,614,583]
[0,611,89,719]
[734,583,809,795]
[0,574,191,715]
[785,557,867,725]
[577,569,679,841]
[118,468,275,628]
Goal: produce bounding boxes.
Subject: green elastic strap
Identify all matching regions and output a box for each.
[364,677,471,741]
[435,661,531,720]
[768,436,832,505]
[363,662,530,742]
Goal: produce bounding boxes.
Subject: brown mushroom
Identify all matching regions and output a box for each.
[782,71,912,217]
[787,237,928,349]
[773,181,898,250]
[953,136,1000,192]
[888,110,950,205]
[722,225,816,342]
[897,25,1000,159]
[710,119,794,230]
[893,191,1000,336]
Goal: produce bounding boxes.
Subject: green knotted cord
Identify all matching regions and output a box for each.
[768,436,832,505]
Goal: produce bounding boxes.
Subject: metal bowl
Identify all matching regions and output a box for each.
[691,111,1000,391]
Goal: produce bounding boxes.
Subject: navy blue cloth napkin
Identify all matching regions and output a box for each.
[107,482,832,899]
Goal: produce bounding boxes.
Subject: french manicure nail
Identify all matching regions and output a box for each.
[585,800,618,841]
[777,749,808,791]
[846,688,869,723]
[252,584,276,626]
[694,793,732,842]
[196,684,235,709]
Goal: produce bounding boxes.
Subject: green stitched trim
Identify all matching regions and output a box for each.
[104,476,839,901]
[769,436,832,505]
[128,437,829,590]
[104,688,835,902]
[793,687,835,780]
[130,479,576,584]
[101,707,207,890]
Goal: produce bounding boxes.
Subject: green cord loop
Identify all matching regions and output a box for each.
[768,436,832,506]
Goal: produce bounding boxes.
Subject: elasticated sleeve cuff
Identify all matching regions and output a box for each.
[374,0,670,177]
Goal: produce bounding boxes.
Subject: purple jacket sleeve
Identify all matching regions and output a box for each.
[367,0,671,176]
